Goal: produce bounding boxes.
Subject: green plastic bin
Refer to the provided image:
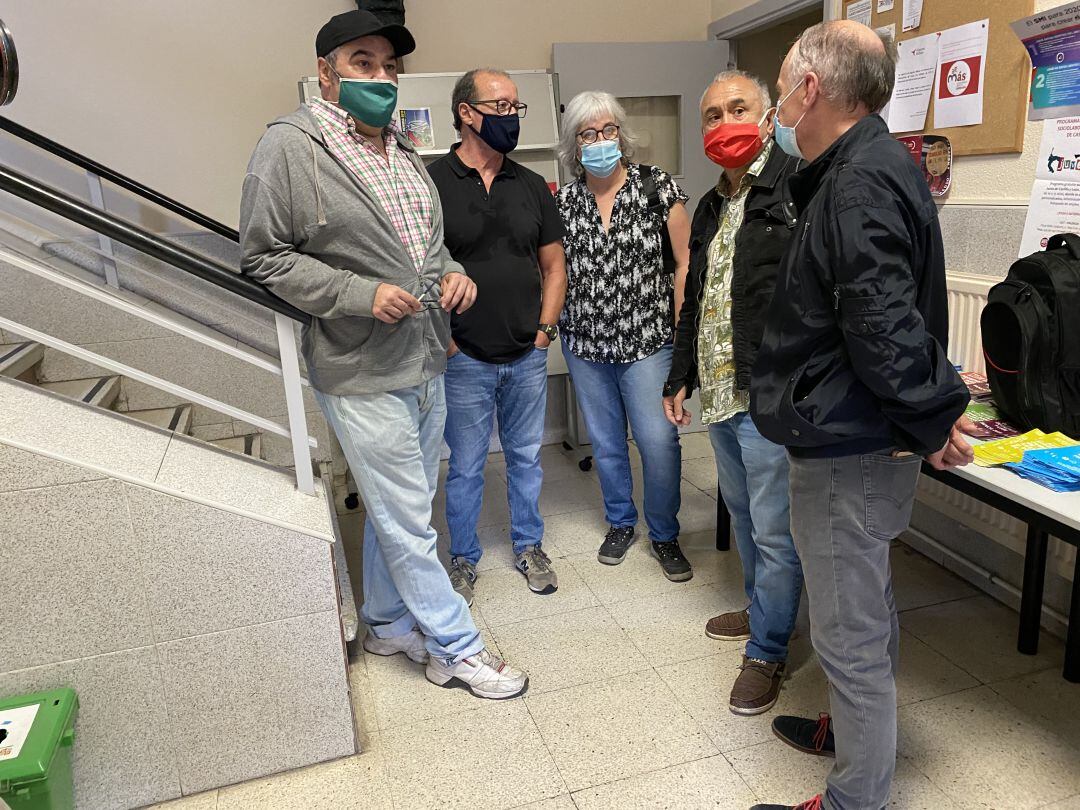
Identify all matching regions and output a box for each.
[0,689,78,810]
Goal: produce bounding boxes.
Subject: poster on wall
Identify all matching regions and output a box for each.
[398,107,435,148]
[934,19,989,129]
[1010,4,1080,121]
[896,134,952,196]
[1018,116,1080,257]
[846,0,872,27]
[883,31,941,133]
[903,0,924,32]
[876,23,896,41]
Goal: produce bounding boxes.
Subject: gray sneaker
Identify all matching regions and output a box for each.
[448,557,477,607]
[515,545,558,595]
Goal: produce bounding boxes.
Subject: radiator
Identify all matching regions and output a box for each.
[915,273,1077,580]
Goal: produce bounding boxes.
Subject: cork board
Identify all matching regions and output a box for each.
[853,0,1034,156]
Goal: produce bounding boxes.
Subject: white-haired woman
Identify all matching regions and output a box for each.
[555,90,693,582]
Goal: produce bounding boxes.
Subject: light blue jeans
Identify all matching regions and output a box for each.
[562,342,681,542]
[316,377,482,663]
[444,347,548,564]
[708,411,802,663]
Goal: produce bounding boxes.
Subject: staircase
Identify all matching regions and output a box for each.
[0,339,265,460]
[0,100,370,808]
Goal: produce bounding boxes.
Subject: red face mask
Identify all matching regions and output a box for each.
[703,111,771,168]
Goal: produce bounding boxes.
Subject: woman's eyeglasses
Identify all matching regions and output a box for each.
[576,124,620,145]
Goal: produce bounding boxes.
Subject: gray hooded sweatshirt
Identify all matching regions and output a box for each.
[239,105,465,396]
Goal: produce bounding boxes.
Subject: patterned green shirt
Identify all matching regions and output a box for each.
[697,142,773,425]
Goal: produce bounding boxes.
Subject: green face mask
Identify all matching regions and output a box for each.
[329,64,398,129]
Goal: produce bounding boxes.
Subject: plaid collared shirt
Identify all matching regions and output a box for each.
[309,98,433,273]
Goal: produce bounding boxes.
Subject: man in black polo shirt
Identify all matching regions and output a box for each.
[428,68,567,605]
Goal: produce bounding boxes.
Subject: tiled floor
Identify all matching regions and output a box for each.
[153,434,1080,810]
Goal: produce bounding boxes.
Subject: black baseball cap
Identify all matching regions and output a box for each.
[316,10,416,59]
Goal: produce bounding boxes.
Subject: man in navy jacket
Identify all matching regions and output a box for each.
[749,20,975,810]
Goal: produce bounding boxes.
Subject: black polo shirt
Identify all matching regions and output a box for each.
[427,145,564,364]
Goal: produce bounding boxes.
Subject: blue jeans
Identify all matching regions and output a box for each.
[709,412,802,663]
[444,347,548,563]
[316,377,483,663]
[563,343,681,542]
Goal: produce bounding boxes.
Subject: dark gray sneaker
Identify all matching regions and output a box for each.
[515,546,558,594]
[448,556,477,607]
[650,539,693,582]
[597,526,635,565]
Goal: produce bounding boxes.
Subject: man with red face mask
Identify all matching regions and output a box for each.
[663,70,804,716]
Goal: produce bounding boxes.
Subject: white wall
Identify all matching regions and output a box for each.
[711,0,762,18]
[2,0,352,230]
[405,0,713,73]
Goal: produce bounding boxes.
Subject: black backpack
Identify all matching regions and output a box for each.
[980,233,1080,437]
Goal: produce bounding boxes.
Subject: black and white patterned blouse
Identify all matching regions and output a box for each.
[556,163,688,364]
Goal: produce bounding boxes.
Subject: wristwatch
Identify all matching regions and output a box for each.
[538,323,559,341]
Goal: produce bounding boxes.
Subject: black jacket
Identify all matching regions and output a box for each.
[750,115,969,458]
[664,146,800,397]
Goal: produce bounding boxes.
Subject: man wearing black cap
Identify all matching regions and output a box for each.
[240,10,529,700]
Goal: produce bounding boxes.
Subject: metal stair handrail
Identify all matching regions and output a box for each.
[0,115,240,241]
[0,163,307,324]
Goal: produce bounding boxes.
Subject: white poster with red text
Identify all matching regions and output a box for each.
[934,19,990,128]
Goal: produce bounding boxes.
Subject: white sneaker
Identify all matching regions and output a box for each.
[426,648,529,699]
[362,627,429,664]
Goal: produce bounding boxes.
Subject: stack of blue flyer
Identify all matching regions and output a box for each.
[1005,446,1080,492]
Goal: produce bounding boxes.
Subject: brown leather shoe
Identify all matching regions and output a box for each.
[705,609,750,641]
[729,655,785,716]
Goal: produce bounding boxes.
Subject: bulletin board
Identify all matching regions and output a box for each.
[855,0,1034,156]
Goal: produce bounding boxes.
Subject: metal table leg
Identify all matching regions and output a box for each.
[1066,552,1080,683]
[715,478,731,551]
[1018,524,1049,656]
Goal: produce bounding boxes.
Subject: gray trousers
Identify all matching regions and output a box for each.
[788,451,922,810]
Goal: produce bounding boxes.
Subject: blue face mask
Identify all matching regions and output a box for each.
[580,139,622,178]
[774,78,808,160]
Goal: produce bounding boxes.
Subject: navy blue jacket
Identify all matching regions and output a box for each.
[750,115,969,457]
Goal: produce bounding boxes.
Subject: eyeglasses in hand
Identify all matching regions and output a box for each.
[414,277,443,312]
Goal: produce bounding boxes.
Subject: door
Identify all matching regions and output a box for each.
[552,40,731,205]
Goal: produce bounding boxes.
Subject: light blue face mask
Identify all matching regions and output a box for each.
[580,139,622,178]
[774,78,808,160]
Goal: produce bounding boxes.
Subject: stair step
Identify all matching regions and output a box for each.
[208,433,262,459]
[39,375,121,409]
[0,342,45,383]
[125,404,193,434]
